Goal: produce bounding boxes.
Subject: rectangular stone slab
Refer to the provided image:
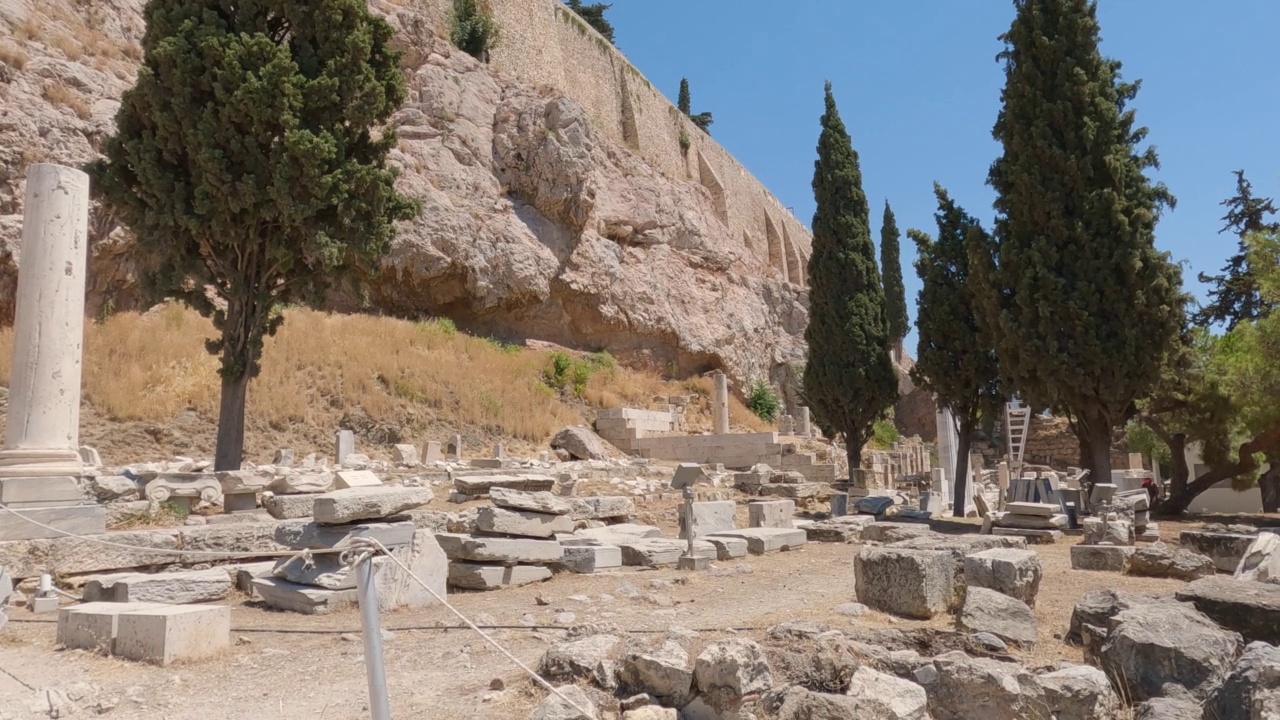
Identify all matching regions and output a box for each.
[568,497,635,520]
[748,500,795,529]
[705,536,749,560]
[1070,544,1135,572]
[677,501,736,539]
[992,528,1062,544]
[705,528,807,554]
[333,470,382,489]
[114,605,231,666]
[274,519,417,550]
[1004,502,1060,517]
[556,545,623,573]
[855,547,956,619]
[81,568,232,604]
[475,507,574,538]
[1175,577,1280,644]
[312,486,434,525]
[994,513,1068,530]
[435,533,564,563]
[452,475,557,495]
[1179,530,1257,572]
[447,562,552,590]
[0,504,105,542]
[56,601,171,653]
[0,476,85,507]
[262,494,317,520]
[252,576,357,614]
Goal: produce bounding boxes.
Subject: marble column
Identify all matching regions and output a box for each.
[711,371,730,435]
[0,164,89,478]
[0,164,103,540]
[796,406,811,438]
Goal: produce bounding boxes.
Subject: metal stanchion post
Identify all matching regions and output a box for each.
[355,553,391,720]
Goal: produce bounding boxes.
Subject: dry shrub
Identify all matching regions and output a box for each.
[50,33,82,60]
[0,44,28,70]
[13,14,44,42]
[42,83,90,119]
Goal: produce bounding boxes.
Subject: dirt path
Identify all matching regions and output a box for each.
[0,522,1202,720]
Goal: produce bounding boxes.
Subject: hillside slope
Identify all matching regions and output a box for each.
[0,0,808,391]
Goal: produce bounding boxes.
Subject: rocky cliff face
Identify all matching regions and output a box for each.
[0,0,808,389]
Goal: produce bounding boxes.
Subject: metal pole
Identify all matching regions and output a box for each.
[683,486,694,557]
[355,554,391,720]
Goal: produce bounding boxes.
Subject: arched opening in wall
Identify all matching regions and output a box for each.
[782,223,803,288]
[696,150,729,226]
[764,211,788,282]
[619,71,640,151]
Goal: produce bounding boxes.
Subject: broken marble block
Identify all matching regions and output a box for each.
[113,605,231,666]
[490,487,572,515]
[392,444,419,465]
[555,545,623,574]
[748,500,795,529]
[569,496,635,521]
[333,470,382,489]
[261,493,316,520]
[678,500,736,539]
[448,563,553,590]
[963,548,1042,607]
[476,506,574,538]
[275,519,417,550]
[267,472,333,495]
[855,547,956,619]
[704,536,749,560]
[435,533,565,563]
[1071,544,1135,572]
[252,576,357,615]
[312,486,434,525]
[82,568,232,604]
[705,528,806,555]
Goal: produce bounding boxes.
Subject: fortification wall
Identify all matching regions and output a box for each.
[416,0,811,286]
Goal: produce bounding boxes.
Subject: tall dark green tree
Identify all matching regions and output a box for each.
[91,0,418,471]
[677,78,691,115]
[880,200,909,355]
[910,184,1002,516]
[804,82,898,472]
[565,0,615,44]
[1193,170,1279,330]
[970,0,1185,488]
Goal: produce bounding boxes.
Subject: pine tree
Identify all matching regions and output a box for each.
[678,78,691,115]
[1193,170,1279,330]
[910,184,1002,516]
[880,200,909,354]
[565,0,615,44]
[91,0,418,471]
[804,82,898,472]
[970,0,1185,489]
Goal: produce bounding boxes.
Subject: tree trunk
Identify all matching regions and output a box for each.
[846,439,862,484]
[1076,414,1114,508]
[214,371,250,472]
[1260,450,1280,514]
[1154,430,1280,515]
[954,417,974,518]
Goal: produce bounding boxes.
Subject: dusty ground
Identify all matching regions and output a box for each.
[0,517,1214,720]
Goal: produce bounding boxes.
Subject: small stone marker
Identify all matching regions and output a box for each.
[671,463,708,489]
[392,444,419,465]
[447,435,463,461]
[333,470,382,489]
[829,492,849,517]
[422,441,442,463]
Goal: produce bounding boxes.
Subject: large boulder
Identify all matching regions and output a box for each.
[1037,665,1121,720]
[963,548,1042,607]
[1175,577,1280,645]
[538,634,621,690]
[692,639,772,707]
[1202,641,1280,720]
[1067,588,1181,646]
[1180,530,1257,573]
[958,587,1037,647]
[843,666,930,720]
[914,651,1044,720]
[1132,697,1202,720]
[617,641,694,708]
[1125,542,1216,580]
[1088,602,1242,701]
[551,426,610,461]
[855,547,958,619]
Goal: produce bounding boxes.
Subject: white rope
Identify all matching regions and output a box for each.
[349,537,594,718]
[0,502,344,559]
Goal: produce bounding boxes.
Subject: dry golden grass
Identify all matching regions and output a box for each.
[42,83,90,120]
[0,304,771,448]
[0,43,28,70]
[50,33,83,60]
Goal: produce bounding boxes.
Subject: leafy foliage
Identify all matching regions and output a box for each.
[91,0,418,469]
[1193,170,1279,330]
[565,0,615,44]
[452,0,500,61]
[871,419,900,449]
[804,82,898,469]
[676,77,714,135]
[969,0,1185,484]
[910,184,1003,513]
[542,350,616,398]
[745,380,781,423]
[880,201,909,347]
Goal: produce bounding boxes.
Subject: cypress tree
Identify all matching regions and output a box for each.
[971,0,1184,488]
[91,0,418,471]
[565,0,615,44]
[910,184,1002,516]
[1193,170,1279,330]
[678,78,691,115]
[804,82,898,472]
[880,200,909,355]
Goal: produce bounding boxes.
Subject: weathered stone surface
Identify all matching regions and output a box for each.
[958,587,1037,647]
[915,651,1045,720]
[435,532,564,563]
[704,536,748,560]
[1125,542,1216,580]
[801,515,876,543]
[448,562,552,590]
[747,500,794,529]
[571,524,661,543]
[618,641,694,707]
[87,475,140,502]
[113,604,231,666]
[1082,517,1134,546]
[1202,641,1280,720]
[993,512,1068,530]
[843,666,930,720]
[452,474,557,496]
[490,487,573,516]
[678,501,736,539]
[82,568,232,604]
[1235,531,1280,584]
[539,633,621,690]
[618,539,715,567]
[1180,530,1257,572]
[855,547,956,619]
[529,684,598,720]
[758,482,823,498]
[476,506,575,538]
[963,548,1042,607]
[672,464,708,488]
[275,520,417,550]
[620,708,674,720]
[991,527,1063,544]
[267,472,332,495]
[693,639,772,706]
[261,493,316,520]
[854,495,895,515]
[1089,602,1242,701]
[312,486,433,524]
[862,522,935,543]
[1005,502,1058,516]
[704,528,806,554]
[569,496,635,521]
[551,426,610,461]
[556,545,623,573]
[1038,665,1120,720]
[272,553,364,590]
[372,530,448,611]
[333,470,382,489]
[1070,544,1135,572]
[391,444,418,465]
[1175,576,1280,645]
[777,687,901,720]
[1066,588,1180,645]
[252,576,357,614]
[1132,697,1202,720]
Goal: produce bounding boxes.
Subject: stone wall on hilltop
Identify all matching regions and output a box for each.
[0,0,812,390]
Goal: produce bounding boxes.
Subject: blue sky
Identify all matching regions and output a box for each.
[607,1,1280,350]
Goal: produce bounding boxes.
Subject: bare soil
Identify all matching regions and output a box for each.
[0,518,1215,720]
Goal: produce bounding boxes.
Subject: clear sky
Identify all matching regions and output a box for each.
[606,1,1280,351]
